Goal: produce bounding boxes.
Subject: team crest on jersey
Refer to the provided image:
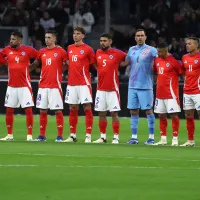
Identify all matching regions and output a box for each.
[21,51,26,56]
[109,55,113,59]
[194,60,198,64]
[141,49,150,56]
[54,53,58,57]
[166,63,170,67]
[80,50,84,54]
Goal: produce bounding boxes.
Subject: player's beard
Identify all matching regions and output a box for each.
[10,44,19,48]
[101,46,110,51]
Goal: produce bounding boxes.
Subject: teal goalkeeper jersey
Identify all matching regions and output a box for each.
[126,44,157,90]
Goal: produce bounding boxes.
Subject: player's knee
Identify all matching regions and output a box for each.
[70,104,79,110]
[6,107,14,114]
[158,114,167,119]
[130,109,139,116]
[25,107,32,114]
[170,113,178,119]
[145,109,153,115]
[111,111,118,118]
[83,103,91,111]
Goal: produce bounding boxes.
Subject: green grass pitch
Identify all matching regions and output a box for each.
[0,115,200,200]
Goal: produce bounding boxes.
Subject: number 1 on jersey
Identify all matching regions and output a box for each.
[188,64,192,72]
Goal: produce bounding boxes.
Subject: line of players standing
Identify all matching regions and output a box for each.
[0,27,199,147]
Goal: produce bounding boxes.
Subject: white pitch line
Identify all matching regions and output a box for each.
[0,152,200,162]
[0,164,200,170]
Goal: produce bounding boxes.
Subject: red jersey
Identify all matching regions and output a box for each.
[153,55,182,99]
[1,45,38,87]
[182,52,200,94]
[37,46,68,88]
[96,48,126,91]
[67,43,96,85]
[0,53,6,65]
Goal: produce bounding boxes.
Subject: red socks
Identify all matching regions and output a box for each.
[186,117,195,140]
[172,117,179,137]
[69,109,78,134]
[159,118,167,136]
[84,109,93,134]
[99,121,107,134]
[112,122,120,135]
[40,112,47,137]
[56,112,64,137]
[25,107,33,135]
[6,107,14,135]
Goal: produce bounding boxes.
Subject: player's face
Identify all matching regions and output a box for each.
[135,31,146,46]
[73,30,84,43]
[10,35,21,48]
[45,33,56,47]
[186,39,198,53]
[100,37,112,50]
[157,48,168,58]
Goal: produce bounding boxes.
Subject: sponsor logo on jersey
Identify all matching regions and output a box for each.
[42,54,46,57]
[156,63,159,66]
[54,53,58,57]
[80,50,84,54]
[9,52,13,54]
[69,50,73,53]
[184,60,187,63]
[21,51,26,56]
[194,60,198,64]
[109,55,113,59]
[166,63,170,67]
[98,56,101,59]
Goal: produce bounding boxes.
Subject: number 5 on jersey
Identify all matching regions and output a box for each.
[103,59,106,67]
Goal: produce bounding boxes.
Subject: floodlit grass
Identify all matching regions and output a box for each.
[0,115,200,200]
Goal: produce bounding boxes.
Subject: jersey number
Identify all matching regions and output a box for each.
[102,59,106,67]
[72,55,78,62]
[15,56,19,63]
[188,64,192,72]
[158,67,164,74]
[46,58,52,66]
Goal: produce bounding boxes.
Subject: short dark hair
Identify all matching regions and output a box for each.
[188,37,199,43]
[157,42,168,48]
[74,26,86,35]
[135,29,146,36]
[100,33,112,39]
[11,31,23,38]
[45,29,57,37]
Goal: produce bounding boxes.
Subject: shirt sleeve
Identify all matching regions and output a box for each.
[88,47,96,64]
[117,50,126,62]
[125,48,132,61]
[61,48,68,62]
[153,61,157,74]
[151,47,158,58]
[36,50,42,61]
[0,52,6,65]
[29,47,39,59]
[173,59,183,75]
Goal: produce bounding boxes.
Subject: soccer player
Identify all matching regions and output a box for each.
[0,31,38,141]
[121,29,157,145]
[180,37,200,147]
[153,42,182,146]
[64,27,96,143]
[92,33,126,144]
[30,30,68,141]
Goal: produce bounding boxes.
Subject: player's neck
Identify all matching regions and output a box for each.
[189,50,198,56]
[163,53,170,58]
[75,41,84,46]
[47,44,56,49]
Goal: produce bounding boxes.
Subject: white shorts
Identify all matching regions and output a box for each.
[183,93,200,110]
[5,86,34,108]
[154,98,181,113]
[94,90,120,112]
[65,85,92,104]
[36,88,63,110]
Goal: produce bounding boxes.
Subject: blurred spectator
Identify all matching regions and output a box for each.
[40,11,55,31]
